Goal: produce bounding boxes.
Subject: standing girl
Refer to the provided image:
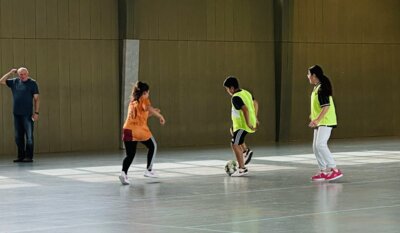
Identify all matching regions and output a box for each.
[119,81,165,185]
[307,65,343,181]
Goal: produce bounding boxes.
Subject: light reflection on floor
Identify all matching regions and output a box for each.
[1,150,399,187]
[28,160,296,183]
[254,150,400,165]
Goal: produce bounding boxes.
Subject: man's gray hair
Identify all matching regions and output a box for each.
[17,67,29,74]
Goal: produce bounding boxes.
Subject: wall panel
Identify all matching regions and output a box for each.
[138,40,275,146]
[58,40,72,151]
[0,0,13,38]
[0,0,120,156]
[393,46,400,136]
[279,0,400,141]
[128,0,275,147]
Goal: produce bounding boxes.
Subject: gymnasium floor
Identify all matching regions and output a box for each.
[1,138,399,233]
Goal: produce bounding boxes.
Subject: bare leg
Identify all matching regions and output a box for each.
[241,143,248,153]
[232,144,245,168]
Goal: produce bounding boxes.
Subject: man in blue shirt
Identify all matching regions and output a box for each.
[1,68,40,162]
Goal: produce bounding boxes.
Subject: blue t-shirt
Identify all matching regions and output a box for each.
[6,78,39,116]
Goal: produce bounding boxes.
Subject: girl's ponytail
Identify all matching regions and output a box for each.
[309,65,333,96]
[131,81,149,101]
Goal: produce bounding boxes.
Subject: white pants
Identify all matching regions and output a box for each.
[313,126,336,170]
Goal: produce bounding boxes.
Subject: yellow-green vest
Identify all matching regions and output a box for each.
[311,84,337,126]
[232,89,256,133]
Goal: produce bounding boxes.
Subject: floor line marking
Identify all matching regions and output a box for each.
[7,221,241,233]
[189,203,400,228]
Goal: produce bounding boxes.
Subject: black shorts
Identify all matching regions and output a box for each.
[231,129,248,145]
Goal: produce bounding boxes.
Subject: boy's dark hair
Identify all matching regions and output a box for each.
[223,76,239,89]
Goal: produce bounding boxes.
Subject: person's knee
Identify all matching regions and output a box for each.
[315,142,327,151]
[147,143,155,152]
[26,132,34,143]
[231,143,241,149]
[125,153,135,160]
[26,138,33,145]
[15,134,24,143]
[150,142,156,150]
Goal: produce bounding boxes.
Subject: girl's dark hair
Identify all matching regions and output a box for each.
[309,65,333,96]
[132,81,149,101]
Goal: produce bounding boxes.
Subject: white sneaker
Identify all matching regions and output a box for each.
[144,170,159,178]
[231,167,248,177]
[119,171,130,185]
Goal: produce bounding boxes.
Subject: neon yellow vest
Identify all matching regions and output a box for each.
[231,89,256,133]
[311,84,337,126]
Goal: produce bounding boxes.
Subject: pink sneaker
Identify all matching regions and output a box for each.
[311,172,328,181]
[326,169,343,181]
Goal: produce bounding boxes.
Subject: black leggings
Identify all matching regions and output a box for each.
[122,137,157,174]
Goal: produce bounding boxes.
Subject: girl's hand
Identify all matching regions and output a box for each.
[159,116,166,125]
[308,119,319,128]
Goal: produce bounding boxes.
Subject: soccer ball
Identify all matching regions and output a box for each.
[225,160,238,176]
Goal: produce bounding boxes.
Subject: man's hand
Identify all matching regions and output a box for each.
[32,113,39,122]
[10,68,17,74]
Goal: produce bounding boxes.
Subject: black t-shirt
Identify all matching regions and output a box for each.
[6,78,39,115]
[317,88,330,107]
[231,90,255,110]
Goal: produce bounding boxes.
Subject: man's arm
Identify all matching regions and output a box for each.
[32,94,40,121]
[0,69,17,85]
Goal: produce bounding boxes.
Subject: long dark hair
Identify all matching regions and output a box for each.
[131,81,149,101]
[309,65,333,96]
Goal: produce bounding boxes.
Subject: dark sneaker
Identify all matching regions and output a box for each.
[13,158,24,163]
[243,149,253,165]
[22,159,34,163]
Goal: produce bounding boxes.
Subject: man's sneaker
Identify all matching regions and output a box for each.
[311,171,328,181]
[243,149,253,165]
[22,158,33,163]
[144,170,159,178]
[326,169,343,181]
[231,167,248,177]
[13,158,24,163]
[119,171,130,185]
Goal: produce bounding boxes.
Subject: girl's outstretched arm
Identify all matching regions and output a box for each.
[148,106,165,125]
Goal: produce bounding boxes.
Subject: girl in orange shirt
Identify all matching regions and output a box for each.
[119,81,165,185]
